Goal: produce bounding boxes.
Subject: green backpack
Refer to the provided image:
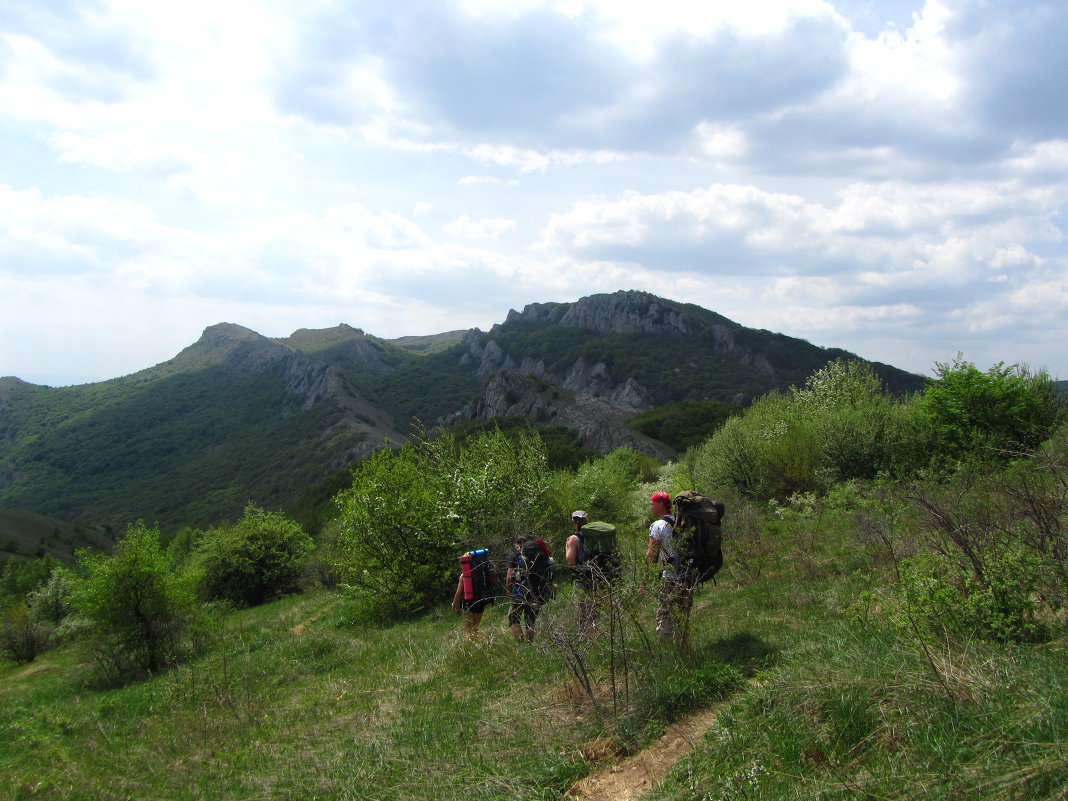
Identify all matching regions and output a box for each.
[577,521,620,582]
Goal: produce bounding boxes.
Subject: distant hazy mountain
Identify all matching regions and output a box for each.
[0,290,925,532]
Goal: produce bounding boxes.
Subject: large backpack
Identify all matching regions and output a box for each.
[516,539,554,602]
[577,521,620,582]
[671,491,724,584]
[460,548,496,604]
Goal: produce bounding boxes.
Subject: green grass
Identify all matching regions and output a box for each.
[3,488,1066,801]
[1,586,742,801]
[646,627,1068,800]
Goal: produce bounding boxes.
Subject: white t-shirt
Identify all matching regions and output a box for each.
[648,516,678,579]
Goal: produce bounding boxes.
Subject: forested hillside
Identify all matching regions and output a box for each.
[0,291,926,534]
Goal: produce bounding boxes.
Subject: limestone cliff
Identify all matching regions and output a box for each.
[445,371,671,459]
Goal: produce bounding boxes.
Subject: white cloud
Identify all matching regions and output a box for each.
[1,0,1066,384]
[459,175,520,186]
[442,215,518,240]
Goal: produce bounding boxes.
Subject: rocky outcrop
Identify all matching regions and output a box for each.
[446,370,671,459]
[283,324,396,376]
[175,323,292,376]
[494,289,777,390]
[506,290,693,336]
[461,339,655,411]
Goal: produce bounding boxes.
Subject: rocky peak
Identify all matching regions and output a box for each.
[281,325,395,377]
[178,323,291,375]
[506,290,694,336]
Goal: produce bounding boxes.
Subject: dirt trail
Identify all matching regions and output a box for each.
[566,701,728,801]
[290,599,339,635]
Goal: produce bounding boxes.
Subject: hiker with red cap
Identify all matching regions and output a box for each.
[646,490,693,645]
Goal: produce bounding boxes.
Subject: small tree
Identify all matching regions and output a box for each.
[333,428,553,618]
[920,357,1064,467]
[195,505,313,607]
[74,522,199,678]
[26,567,75,627]
[0,602,51,663]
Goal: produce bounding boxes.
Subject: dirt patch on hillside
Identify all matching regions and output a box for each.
[1,662,56,693]
[566,702,727,801]
[290,600,340,635]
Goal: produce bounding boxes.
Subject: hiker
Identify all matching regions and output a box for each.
[452,548,495,636]
[565,511,618,634]
[506,535,554,642]
[646,491,693,645]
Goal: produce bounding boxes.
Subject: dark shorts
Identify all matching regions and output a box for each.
[462,597,492,614]
[508,597,539,626]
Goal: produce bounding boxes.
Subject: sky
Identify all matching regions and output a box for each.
[1,0,1066,386]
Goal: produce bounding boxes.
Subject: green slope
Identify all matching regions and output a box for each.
[0,366,365,530]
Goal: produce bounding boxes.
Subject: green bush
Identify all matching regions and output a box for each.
[920,357,1064,468]
[26,567,75,627]
[194,505,314,607]
[691,360,934,500]
[0,555,62,607]
[333,428,553,618]
[73,522,202,678]
[889,549,1040,644]
[690,389,823,500]
[0,602,50,663]
[551,447,651,525]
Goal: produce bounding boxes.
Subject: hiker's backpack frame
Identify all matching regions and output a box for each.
[671,491,724,585]
[460,548,495,604]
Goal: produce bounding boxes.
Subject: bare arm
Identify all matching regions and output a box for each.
[451,574,463,612]
[646,536,660,565]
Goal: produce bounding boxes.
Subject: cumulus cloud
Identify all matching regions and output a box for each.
[1,0,1066,383]
[442,214,517,240]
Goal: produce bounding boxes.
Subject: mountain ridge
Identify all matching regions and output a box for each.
[0,290,926,532]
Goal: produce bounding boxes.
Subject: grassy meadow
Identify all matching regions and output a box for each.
[3,358,1067,799]
[6,489,1064,800]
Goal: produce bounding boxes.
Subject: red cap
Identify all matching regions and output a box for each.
[651,491,672,506]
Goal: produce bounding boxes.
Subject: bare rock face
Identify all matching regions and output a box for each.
[462,339,655,411]
[283,355,342,412]
[493,289,778,394]
[467,291,697,409]
[446,370,670,459]
[507,290,693,336]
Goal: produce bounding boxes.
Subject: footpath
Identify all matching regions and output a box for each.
[566,701,729,801]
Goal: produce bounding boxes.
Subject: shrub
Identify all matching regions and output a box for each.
[551,447,650,525]
[26,567,75,627]
[920,357,1064,468]
[0,602,50,663]
[691,360,930,500]
[195,505,314,607]
[0,555,62,607]
[890,550,1040,643]
[333,428,553,618]
[74,522,201,678]
[690,390,823,500]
